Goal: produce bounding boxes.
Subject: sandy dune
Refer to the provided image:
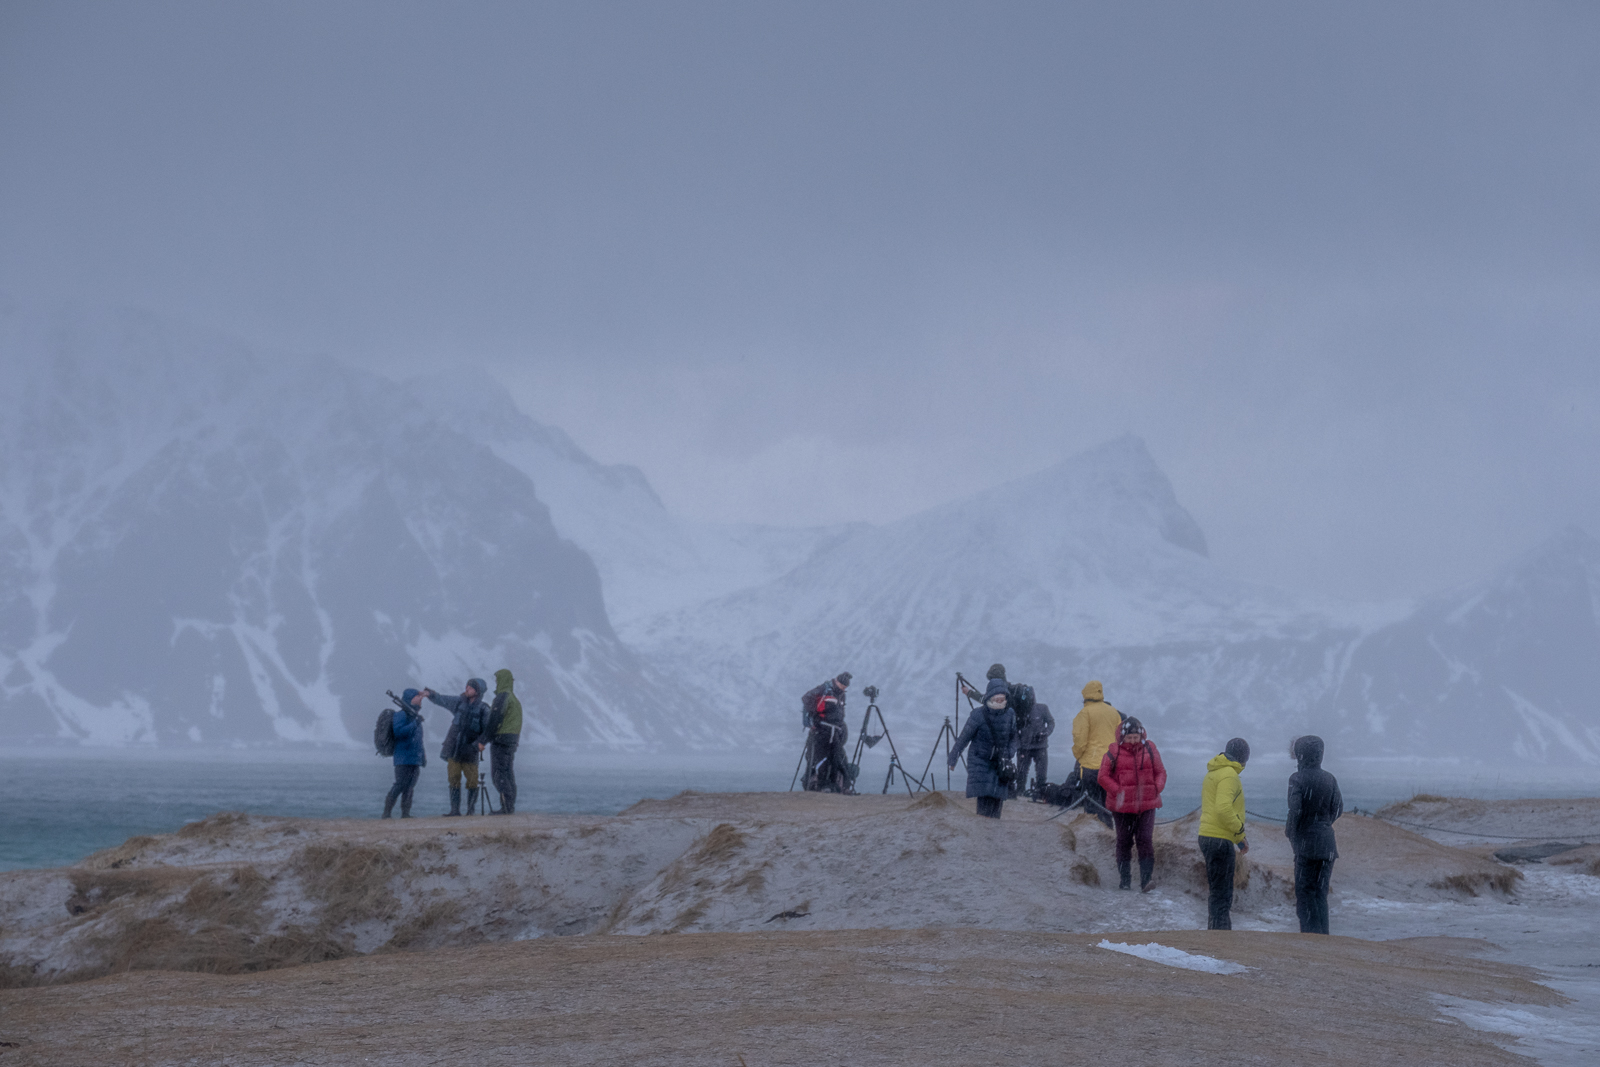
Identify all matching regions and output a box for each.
[2,791,1598,1065]
[0,929,1563,1066]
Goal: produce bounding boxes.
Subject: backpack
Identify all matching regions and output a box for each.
[374,709,396,757]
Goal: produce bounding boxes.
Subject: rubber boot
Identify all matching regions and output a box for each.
[445,786,461,817]
[467,787,479,815]
[382,795,395,819]
[1140,855,1156,893]
[1117,859,1132,890]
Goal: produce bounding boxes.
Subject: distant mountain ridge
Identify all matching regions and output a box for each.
[3,300,1595,765]
[0,302,707,748]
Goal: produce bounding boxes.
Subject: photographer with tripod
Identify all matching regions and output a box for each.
[799,671,853,793]
[948,677,1019,818]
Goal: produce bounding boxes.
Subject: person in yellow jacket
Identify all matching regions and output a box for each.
[1071,680,1122,826]
[1198,738,1251,930]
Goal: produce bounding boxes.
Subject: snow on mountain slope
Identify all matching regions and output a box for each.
[621,431,1598,763]
[1323,526,1600,764]
[0,302,708,748]
[625,436,1394,749]
[409,374,860,626]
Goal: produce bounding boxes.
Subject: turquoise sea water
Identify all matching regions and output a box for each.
[1,743,1591,872]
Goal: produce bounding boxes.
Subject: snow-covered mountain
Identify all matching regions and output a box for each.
[409,374,861,626]
[5,300,1594,764]
[0,302,706,748]
[614,438,1598,765]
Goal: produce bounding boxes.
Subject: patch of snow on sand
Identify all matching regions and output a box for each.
[1096,940,1249,974]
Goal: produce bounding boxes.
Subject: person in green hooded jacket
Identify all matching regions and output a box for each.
[487,668,523,814]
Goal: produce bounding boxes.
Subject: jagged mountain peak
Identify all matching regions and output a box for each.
[946,435,1208,557]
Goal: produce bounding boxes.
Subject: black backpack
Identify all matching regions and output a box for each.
[374,709,396,757]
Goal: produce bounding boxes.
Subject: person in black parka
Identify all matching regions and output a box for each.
[1015,700,1055,798]
[949,677,1018,819]
[1286,735,1342,934]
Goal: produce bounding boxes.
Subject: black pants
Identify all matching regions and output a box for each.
[1294,856,1334,934]
[1080,767,1113,826]
[490,736,519,812]
[386,764,421,815]
[1199,836,1236,930]
[811,721,850,792]
[1114,809,1155,866]
[1016,747,1048,793]
[975,796,1004,819]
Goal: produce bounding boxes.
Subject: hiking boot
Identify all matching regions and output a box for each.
[1117,860,1132,890]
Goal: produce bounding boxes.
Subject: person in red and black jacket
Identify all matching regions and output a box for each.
[1098,716,1168,891]
[799,672,852,792]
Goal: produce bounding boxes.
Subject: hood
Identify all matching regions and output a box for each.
[467,677,489,699]
[1082,680,1104,703]
[1207,753,1243,775]
[401,687,420,706]
[494,669,515,694]
[1293,735,1325,770]
[984,677,1010,703]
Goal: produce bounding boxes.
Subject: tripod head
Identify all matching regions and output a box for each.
[385,689,423,722]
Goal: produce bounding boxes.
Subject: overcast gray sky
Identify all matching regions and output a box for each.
[3,1,1597,602]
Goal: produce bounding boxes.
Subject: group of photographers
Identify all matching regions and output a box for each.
[800,663,1343,935]
[381,669,524,818]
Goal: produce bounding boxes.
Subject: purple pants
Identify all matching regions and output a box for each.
[1113,809,1155,865]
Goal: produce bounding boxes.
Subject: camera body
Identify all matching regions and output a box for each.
[863,684,879,702]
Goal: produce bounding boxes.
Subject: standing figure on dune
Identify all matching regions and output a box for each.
[487,669,523,815]
[382,688,427,819]
[949,676,1019,819]
[1098,716,1167,891]
[1015,699,1055,798]
[1286,735,1342,934]
[424,677,492,816]
[1198,737,1251,930]
[1071,680,1123,826]
[800,671,853,793]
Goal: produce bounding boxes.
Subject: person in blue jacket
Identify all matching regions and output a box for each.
[382,688,427,819]
[949,676,1019,818]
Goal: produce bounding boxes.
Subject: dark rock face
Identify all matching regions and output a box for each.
[0,305,704,748]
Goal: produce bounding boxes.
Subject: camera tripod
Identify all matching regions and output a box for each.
[848,686,924,795]
[918,673,982,792]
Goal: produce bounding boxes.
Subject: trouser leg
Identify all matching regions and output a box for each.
[1135,810,1156,888]
[1016,751,1034,795]
[1296,857,1334,934]
[446,760,464,815]
[1081,768,1112,826]
[1200,836,1236,930]
[398,765,418,817]
[383,767,403,818]
[1033,749,1048,790]
[491,738,518,813]
[1114,813,1135,866]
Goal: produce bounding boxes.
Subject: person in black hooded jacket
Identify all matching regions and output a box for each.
[1286,734,1342,934]
[948,677,1019,819]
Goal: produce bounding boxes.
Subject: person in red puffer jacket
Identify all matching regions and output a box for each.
[1098,717,1167,892]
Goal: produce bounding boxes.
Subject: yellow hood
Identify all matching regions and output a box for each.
[1082,680,1104,703]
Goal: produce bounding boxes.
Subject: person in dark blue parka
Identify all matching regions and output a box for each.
[949,677,1019,818]
[382,688,427,819]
